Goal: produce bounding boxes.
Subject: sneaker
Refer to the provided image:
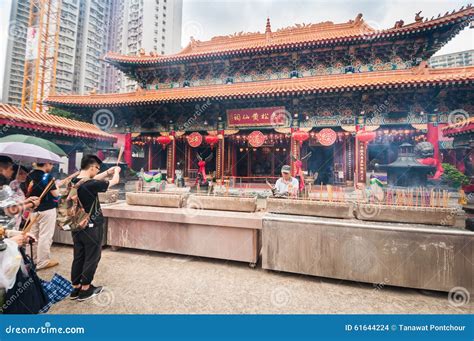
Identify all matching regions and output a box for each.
[70,287,81,300]
[77,285,103,301]
[37,260,59,270]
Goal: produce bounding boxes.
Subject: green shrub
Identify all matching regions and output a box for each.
[441,163,469,188]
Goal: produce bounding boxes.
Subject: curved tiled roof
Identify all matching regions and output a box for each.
[0,104,116,141]
[45,66,474,108]
[442,117,474,136]
[104,6,474,65]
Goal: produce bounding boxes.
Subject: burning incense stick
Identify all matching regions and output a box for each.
[116,145,125,166]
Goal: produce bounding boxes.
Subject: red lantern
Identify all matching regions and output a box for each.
[356,131,376,143]
[157,135,172,149]
[292,130,309,145]
[205,135,219,149]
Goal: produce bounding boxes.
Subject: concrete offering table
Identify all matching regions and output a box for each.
[102,202,263,265]
[262,214,473,292]
[267,198,353,219]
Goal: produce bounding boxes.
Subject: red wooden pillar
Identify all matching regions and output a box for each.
[166,134,176,181]
[124,132,132,167]
[216,133,225,180]
[147,142,153,171]
[290,133,300,175]
[427,122,440,164]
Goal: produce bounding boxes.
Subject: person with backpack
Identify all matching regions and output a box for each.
[69,155,120,301]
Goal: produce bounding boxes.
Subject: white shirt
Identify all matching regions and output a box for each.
[275,177,299,195]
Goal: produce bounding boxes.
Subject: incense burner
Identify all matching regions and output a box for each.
[266,198,354,219]
[355,203,460,226]
[126,192,186,208]
[187,194,258,212]
[98,189,119,204]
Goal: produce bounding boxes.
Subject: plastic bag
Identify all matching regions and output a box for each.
[0,239,21,290]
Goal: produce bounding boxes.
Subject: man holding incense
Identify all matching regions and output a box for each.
[69,155,120,301]
[274,165,299,197]
[26,162,60,270]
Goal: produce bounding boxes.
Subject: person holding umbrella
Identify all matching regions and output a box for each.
[0,156,14,182]
[0,141,63,271]
[26,162,60,270]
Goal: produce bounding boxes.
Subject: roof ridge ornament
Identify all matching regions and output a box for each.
[415,11,423,22]
[412,60,430,75]
[265,17,272,43]
[354,13,363,26]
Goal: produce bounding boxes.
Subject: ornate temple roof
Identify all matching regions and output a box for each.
[45,66,474,108]
[442,116,474,136]
[0,104,116,141]
[104,5,473,65]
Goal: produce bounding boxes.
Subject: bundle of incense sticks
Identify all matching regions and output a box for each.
[377,188,451,208]
[327,185,333,202]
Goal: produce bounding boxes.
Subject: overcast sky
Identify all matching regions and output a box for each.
[1,0,473,98]
[180,0,473,53]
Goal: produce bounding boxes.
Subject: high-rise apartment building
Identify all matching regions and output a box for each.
[112,0,183,92]
[429,49,474,68]
[2,0,182,106]
[2,0,30,106]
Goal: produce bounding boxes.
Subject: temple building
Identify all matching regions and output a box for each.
[45,6,474,185]
[0,104,116,173]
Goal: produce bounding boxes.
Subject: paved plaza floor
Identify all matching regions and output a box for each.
[44,245,472,314]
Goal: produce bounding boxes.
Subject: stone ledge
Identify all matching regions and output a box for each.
[102,203,264,229]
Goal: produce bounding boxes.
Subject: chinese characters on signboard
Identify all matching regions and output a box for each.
[227,107,286,127]
[356,140,367,183]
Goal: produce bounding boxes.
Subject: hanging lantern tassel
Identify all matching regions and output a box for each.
[205,135,219,149]
[157,135,172,149]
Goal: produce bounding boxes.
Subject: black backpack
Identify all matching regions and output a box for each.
[2,245,49,314]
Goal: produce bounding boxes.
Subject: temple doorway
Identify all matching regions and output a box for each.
[308,145,334,185]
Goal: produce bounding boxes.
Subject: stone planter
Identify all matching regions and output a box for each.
[187,195,257,212]
[126,192,185,208]
[355,203,459,226]
[266,198,354,219]
[98,189,119,204]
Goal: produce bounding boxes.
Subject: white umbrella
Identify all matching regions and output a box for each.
[0,142,62,164]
